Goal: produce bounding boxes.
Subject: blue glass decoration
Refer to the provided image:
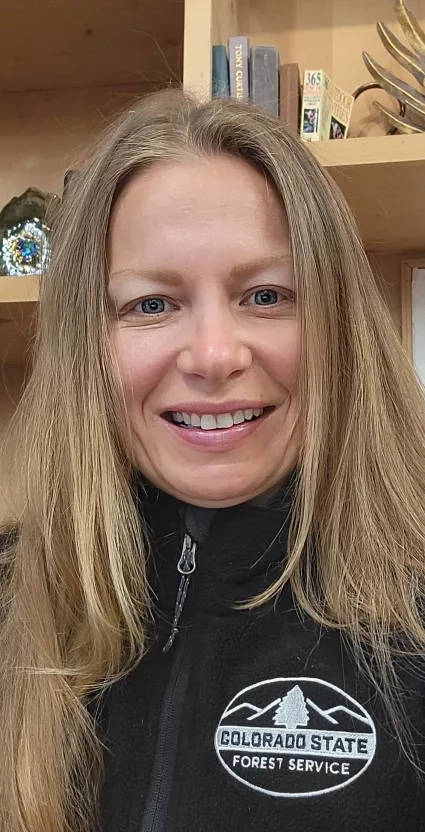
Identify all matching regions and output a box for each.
[0,187,60,277]
[1,218,51,275]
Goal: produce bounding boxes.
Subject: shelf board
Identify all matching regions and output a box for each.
[0,277,39,363]
[0,0,183,94]
[0,276,39,306]
[311,133,425,255]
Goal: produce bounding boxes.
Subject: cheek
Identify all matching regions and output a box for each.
[111,320,301,405]
[111,329,171,404]
[267,323,300,390]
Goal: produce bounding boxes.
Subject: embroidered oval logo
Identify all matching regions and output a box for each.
[214,677,376,797]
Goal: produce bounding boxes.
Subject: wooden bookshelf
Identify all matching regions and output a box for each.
[184,0,425,138]
[182,0,425,255]
[312,133,425,254]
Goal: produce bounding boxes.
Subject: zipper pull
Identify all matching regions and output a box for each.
[177,534,197,575]
[162,534,197,653]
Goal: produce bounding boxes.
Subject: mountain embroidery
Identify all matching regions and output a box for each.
[224,684,371,728]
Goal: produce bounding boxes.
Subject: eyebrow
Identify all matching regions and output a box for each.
[109,253,292,286]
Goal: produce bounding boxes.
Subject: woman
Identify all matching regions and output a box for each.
[1,88,425,832]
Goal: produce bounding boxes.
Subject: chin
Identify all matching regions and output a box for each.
[162,475,271,509]
[144,445,299,508]
[183,493,251,509]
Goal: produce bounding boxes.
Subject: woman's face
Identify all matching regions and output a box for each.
[108,156,300,507]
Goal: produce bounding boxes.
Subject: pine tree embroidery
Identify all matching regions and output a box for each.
[273,685,309,728]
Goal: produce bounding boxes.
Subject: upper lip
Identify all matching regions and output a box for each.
[163,401,273,416]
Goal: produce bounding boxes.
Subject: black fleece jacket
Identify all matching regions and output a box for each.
[96,479,425,832]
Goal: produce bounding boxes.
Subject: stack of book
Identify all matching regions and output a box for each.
[212,38,301,134]
[212,39,354,141]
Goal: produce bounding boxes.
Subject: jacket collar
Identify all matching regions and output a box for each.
[134,470,296,602]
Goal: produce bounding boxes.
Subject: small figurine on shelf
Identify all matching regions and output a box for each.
[0,186,60,276]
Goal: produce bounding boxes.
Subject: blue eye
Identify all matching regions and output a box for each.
[253,289,279,306]
[137,297,169,314]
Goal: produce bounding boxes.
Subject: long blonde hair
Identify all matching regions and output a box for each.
[1,87,425,832]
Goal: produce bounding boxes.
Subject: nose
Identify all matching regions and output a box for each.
[176,305,252,383]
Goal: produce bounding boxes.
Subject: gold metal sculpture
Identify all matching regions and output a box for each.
[363,0,425,133]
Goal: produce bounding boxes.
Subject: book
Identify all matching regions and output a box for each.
[212,45,230,97]
[300,69,354,142]
[228,36,249,101]
[279,63,301,133]
[249,46,279,116]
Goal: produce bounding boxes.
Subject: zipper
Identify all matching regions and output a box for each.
[138,627,190,832]
[138,533,196,832]
[162,533,197,653]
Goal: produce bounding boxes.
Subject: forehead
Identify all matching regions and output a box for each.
[108,156,290,268]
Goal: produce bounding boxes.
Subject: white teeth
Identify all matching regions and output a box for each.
[201,414,217,430]
[170,407,265,430]
[217,413,234,428]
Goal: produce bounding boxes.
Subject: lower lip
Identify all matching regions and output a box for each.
[161,410,274,450]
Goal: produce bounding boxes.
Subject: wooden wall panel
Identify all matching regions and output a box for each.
[0,84,149,210]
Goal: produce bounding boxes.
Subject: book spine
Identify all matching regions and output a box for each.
[212,45,230,98]
[279,63,301,133]
[319,73,331,140]
[228,36,249,101]
[300,69,325,142]
[249,46,279,117]
[327,79,354,139]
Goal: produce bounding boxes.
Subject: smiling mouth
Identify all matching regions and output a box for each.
[163,406,275,431]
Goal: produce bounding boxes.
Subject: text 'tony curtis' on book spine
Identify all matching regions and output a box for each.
[228,36,249,101]
[249,46,279,117]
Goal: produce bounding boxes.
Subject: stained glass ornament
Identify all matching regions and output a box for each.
[1,218,51,275]
[0,187,60,277]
